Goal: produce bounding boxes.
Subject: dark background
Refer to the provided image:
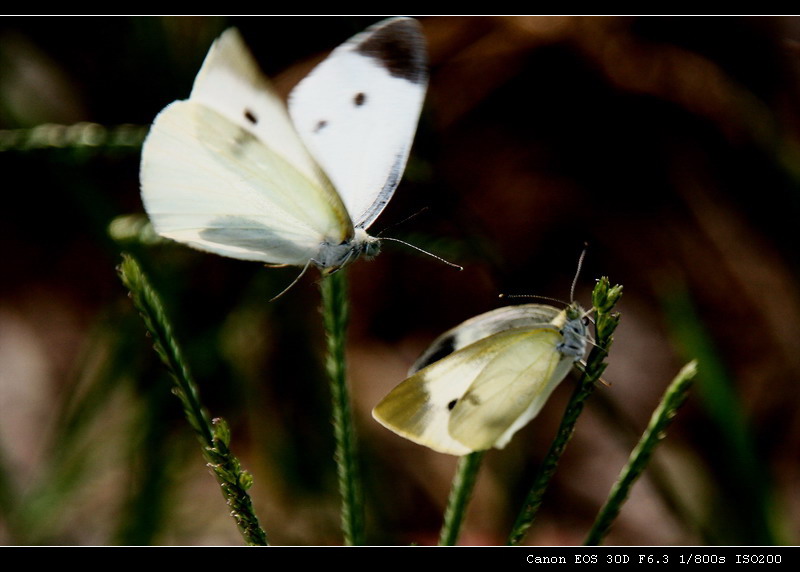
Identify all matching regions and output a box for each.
[0,16,798,546]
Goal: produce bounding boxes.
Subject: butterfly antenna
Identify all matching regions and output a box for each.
[570,243,589,303]
[498,293,569,306]
[269,259,313,302]
[380,236,463,270]
[376,207,430,237]
[499,244,590,305]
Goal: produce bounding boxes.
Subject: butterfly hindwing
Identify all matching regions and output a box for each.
[448,327,573,451]
[409,304,564,374]
[141,28,356,265]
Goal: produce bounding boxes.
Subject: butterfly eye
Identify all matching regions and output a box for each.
[364,240,381,258]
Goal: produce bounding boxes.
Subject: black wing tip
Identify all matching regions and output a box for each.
[356,17,427,84]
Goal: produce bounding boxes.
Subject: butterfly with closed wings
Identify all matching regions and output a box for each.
[373,300,590,456]
[140,18,429,287]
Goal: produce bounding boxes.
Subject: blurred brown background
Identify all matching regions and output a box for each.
[0,16,798,546]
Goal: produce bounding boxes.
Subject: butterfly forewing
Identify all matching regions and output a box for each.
[373,328,531,456]
[191,28,345,210]
[372,361,475,456]
[288,17,428,229]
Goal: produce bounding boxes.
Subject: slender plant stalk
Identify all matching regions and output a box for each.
[319,269,364,546]
[117,253,268,546]
[438,451,485,545]
[584,360,697,545]
[507,277,622,546]
[0,122,147,151]
[589,382,715,543]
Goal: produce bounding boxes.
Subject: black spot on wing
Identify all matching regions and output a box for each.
[447,399,458,411]
[314,119,328,133]
[354,92,366,106]
[356,19,427,84]
[244,109,258,125]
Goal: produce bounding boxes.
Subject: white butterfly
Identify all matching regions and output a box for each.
[372,302,589,456]
[140,18,428,278]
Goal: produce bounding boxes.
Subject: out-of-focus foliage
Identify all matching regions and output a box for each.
[1,16,799,545]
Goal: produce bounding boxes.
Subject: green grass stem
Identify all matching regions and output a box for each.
[507,277,622,546]
[319,269,365,546]
[117,253,267,546]
[438,451,485,546]
[583,360,698,545]
[0,123,147,151]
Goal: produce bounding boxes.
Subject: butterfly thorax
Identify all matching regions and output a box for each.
[555,303,588,360]
[314,227,380,271]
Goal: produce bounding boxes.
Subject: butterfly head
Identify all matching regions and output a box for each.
[358,228,382,259]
